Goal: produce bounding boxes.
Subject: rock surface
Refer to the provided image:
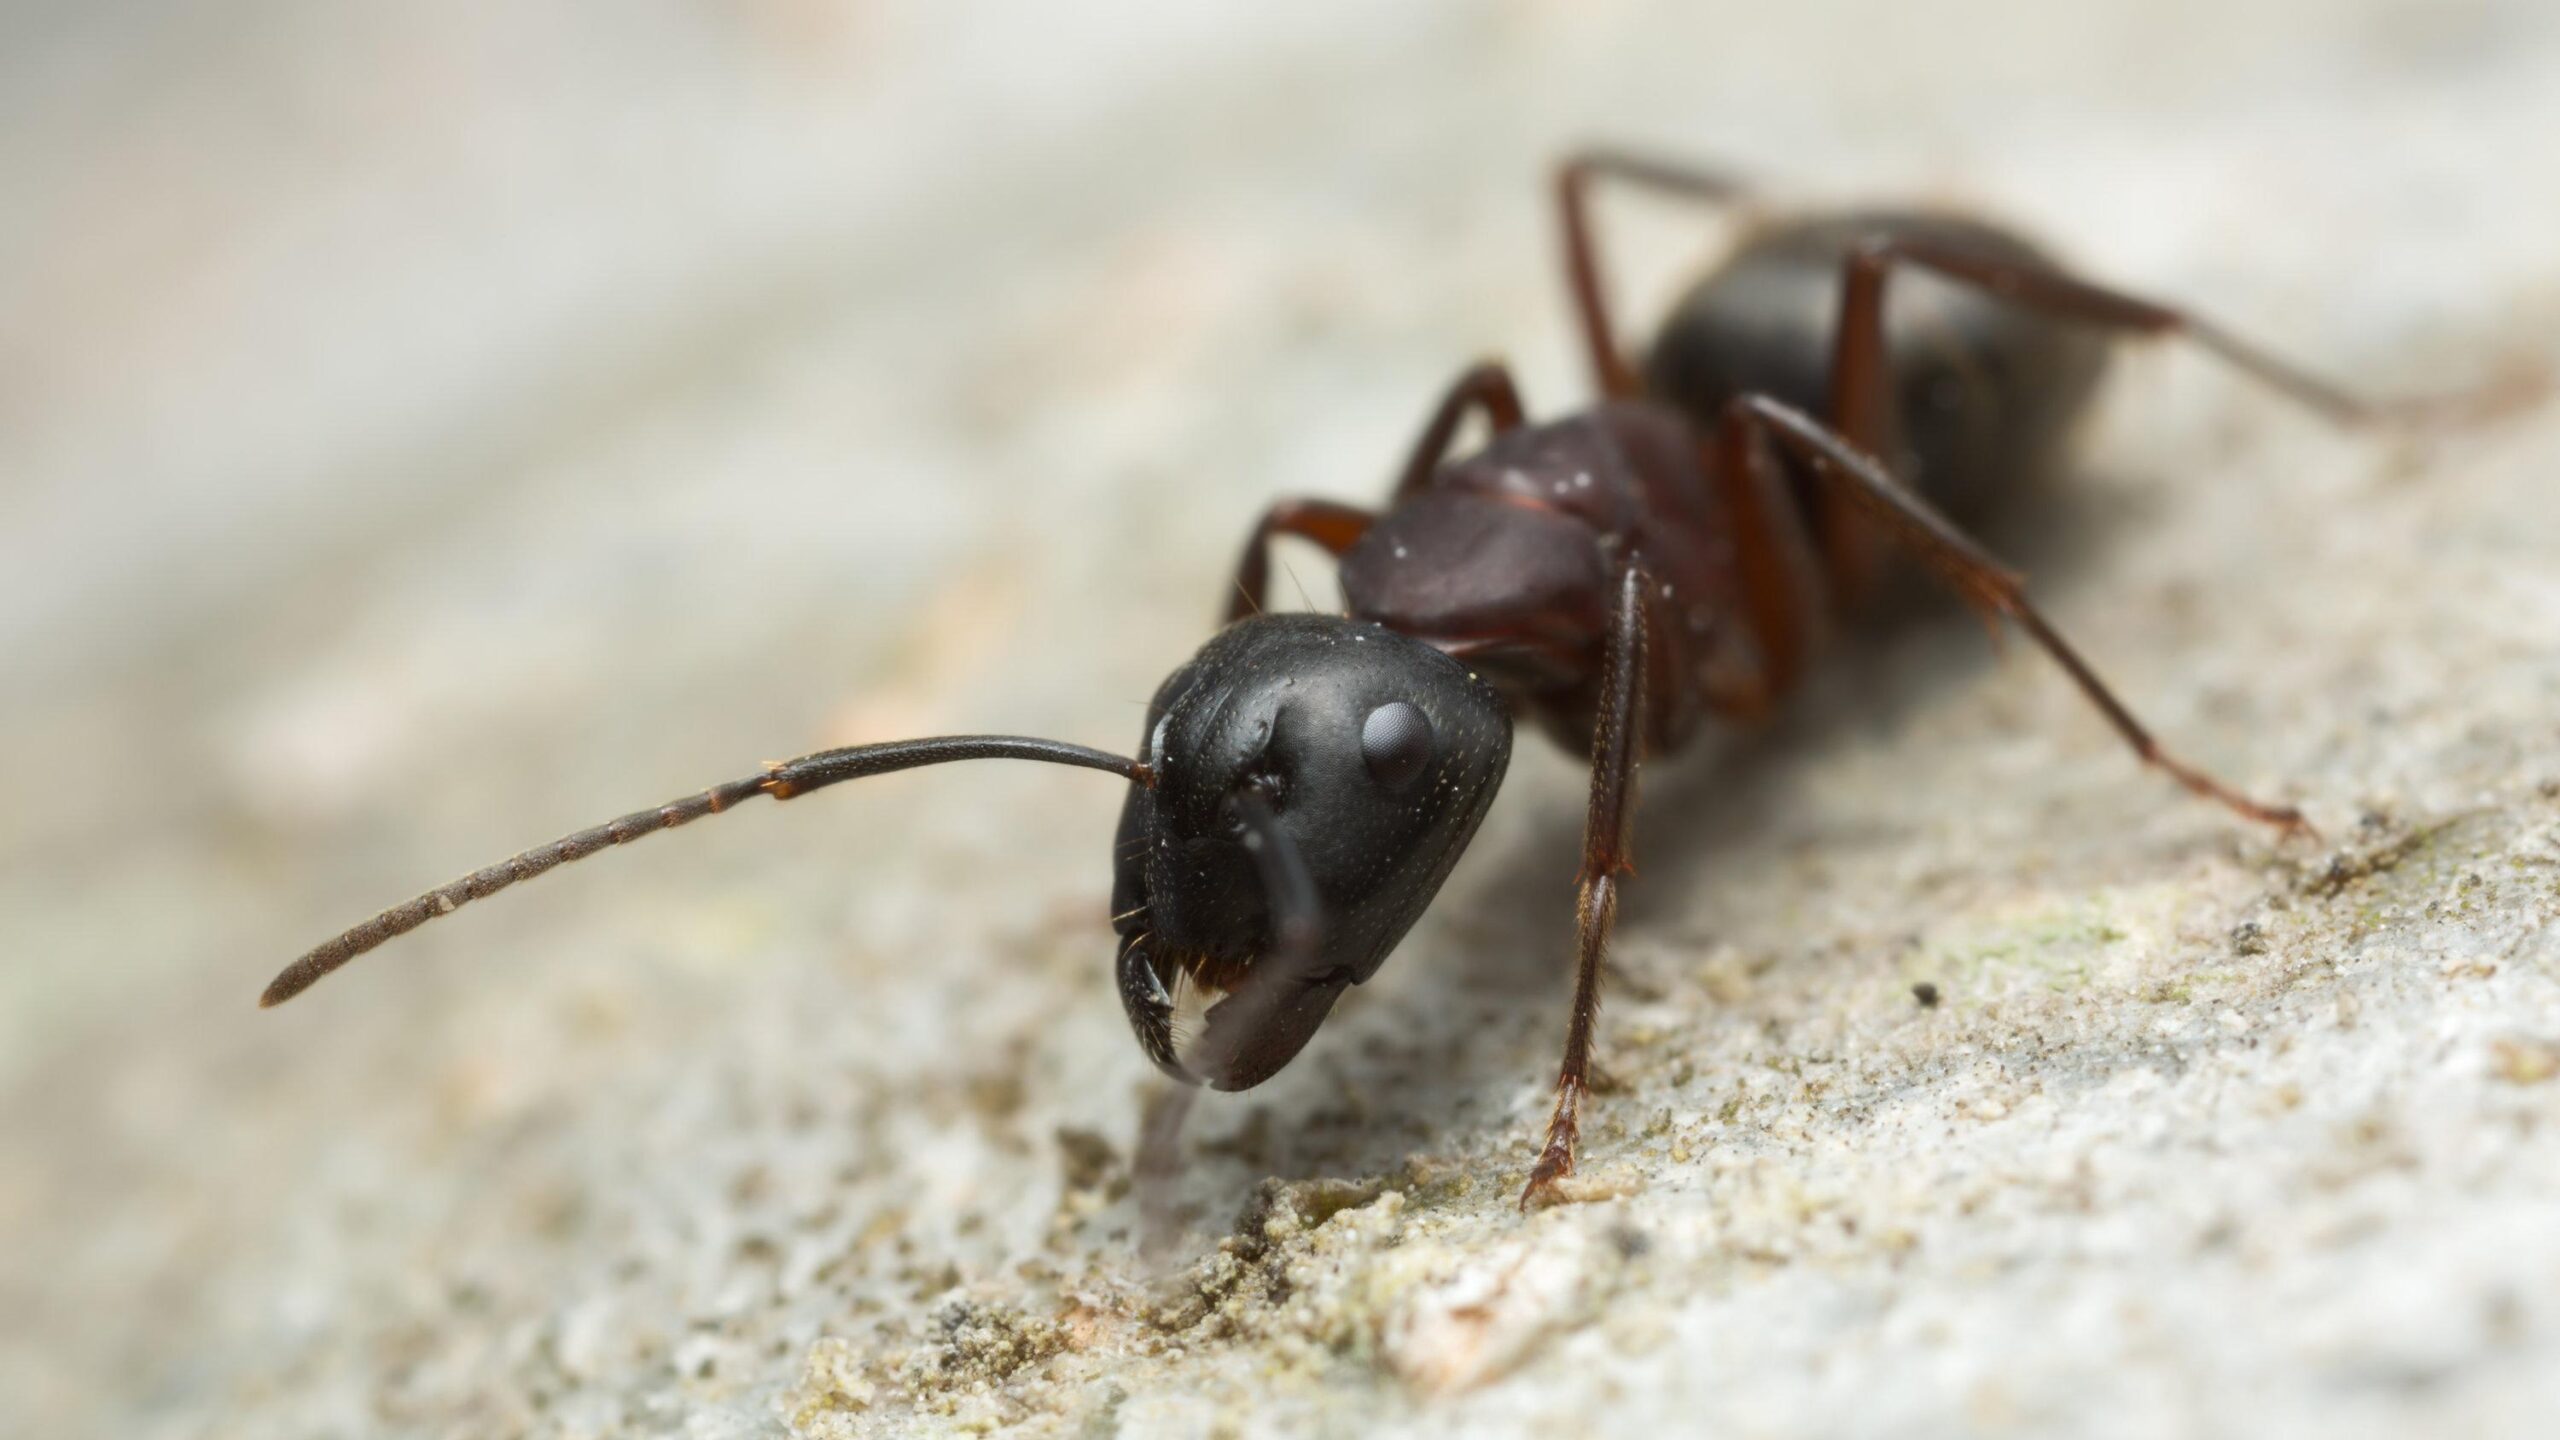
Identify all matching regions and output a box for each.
[5,3,2558,1437]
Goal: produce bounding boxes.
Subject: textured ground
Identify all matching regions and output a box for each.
[5,3,2559,1437]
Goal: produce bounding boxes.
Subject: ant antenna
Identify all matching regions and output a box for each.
[262,735,1149,1008]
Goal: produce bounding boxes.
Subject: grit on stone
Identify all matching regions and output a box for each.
[5,4,2558,1438]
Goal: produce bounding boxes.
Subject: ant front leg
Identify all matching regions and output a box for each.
[1390,359,1527,497]
[1730,393,2315,836]
[1522,562,1652,1210]
[1223,361,1528,624]
[1227,500,1374,623]
[1556,149,1757,400]
[1134,1080,1197,1256]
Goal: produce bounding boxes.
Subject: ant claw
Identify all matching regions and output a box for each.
[1519,1135,1577,1212]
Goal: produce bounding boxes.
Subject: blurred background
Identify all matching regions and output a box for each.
[6,2,2558,1436]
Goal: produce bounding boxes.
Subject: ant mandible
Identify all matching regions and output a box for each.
[265,149,2529,1212]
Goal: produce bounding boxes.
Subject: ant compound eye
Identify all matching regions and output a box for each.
[1360,701,1434,792]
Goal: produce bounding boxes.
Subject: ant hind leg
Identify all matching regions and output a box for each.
[1726,392,2316,838]
[1813,230,2547,610]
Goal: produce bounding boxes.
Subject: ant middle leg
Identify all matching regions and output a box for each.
[1523,561,1652,1210]
[1557,149,1757,401]
[1708,406,1832,706]
[1729,392,2314,836]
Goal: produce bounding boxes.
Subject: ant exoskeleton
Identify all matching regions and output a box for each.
[265,149,2530,1212]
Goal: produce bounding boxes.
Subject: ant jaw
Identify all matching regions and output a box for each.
[1192,954,1365,1091]
[1166,958,1231,1080]
[1114,934,1349,1092]
[1116,932,1188,1082]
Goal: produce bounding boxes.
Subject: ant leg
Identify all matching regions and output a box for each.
[1834,236,2543,434]
[1135,1080,1197,1256]
[1709,404,1832,705]
[1226,499,1373,623]
[1390,359,1527,498]
[1818,234,2544,611]
[1731,392,2313,835]
[1557,150,1757,400]
[1223,360,1526,624]
[1523,562,1652,1210]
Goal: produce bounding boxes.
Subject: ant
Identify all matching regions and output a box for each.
[265,149,2531,1213]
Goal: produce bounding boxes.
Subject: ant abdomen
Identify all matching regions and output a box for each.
[1644,209,2111,523]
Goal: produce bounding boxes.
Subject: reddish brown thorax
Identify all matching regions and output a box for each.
[1339,400,1750,753]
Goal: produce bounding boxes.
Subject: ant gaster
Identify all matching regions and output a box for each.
[266,150,2531,1210]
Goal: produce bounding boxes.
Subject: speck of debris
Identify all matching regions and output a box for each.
[966,1065,1029,1123]
[1526,1166,1646,1209]
[918,1298,1070,1387]
[1238,1174,1388,1237]
[2490,1037,2560,1086]
[788,1337,879,1424]
[1055,1126,1122,1194]
[1378,1225,1613,1395]
[1912,981,1943,1009]
[2300,814,2460,898]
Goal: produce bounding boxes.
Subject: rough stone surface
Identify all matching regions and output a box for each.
[5,4,2558,1437]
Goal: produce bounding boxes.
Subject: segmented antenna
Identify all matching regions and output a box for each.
[262,736,1147,1008]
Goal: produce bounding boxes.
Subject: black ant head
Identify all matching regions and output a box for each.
[1111,614,1513,1091]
